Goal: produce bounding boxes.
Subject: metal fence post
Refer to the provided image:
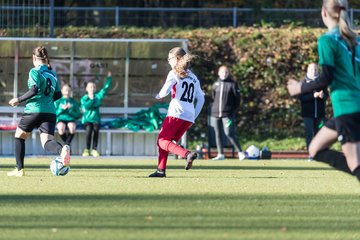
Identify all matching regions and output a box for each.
[124,42,131,119]
[70,41,75,92]
[115,6,119,27]
[13,40,19,124]
[49,0,55,37]
[233,7,237,28]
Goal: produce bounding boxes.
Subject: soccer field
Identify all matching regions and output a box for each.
[0,157,359,240]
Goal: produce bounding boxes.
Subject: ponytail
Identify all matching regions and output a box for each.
[168,47,197,78]
[174,53,197,78]
[323,0,358,48]
[32,46,52,70]
[45,57,52,70]
[338,7,358,48]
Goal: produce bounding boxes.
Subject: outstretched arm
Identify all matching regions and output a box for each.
[300,65,334,94]
[97,72,113,99]
[9,85,39,107]
[287,65,334,96]
[156,76,176,99]
[18,85,38,103]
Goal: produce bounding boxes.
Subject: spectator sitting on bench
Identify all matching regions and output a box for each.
[55,84,81,146]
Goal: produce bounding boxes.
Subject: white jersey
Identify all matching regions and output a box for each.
[156,70,205,123]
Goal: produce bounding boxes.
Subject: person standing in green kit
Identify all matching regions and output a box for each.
[81,72,112,157]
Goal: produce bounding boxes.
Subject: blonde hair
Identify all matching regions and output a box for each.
[323,0,358,48]
[169,47,197,78]
[33,46,52,70]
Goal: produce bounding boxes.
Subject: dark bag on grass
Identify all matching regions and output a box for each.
[260,147,272,160]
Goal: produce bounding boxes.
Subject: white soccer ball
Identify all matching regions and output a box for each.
[50,157,70,176]
[245,145,260,160]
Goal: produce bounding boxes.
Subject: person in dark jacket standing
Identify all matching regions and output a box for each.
[211,65,245,160]
[299,63,328,151]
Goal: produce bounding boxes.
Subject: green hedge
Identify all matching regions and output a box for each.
[1,26,330,142]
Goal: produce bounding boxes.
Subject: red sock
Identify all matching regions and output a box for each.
[158,138,188,158]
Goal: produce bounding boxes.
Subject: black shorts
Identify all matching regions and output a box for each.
[324,112,360,144]
[57,120,75,125]
[18,113,56,135]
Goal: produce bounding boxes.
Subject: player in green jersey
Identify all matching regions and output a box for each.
[7,46,71,177]
[80,72,112,157]
[287,0,360,181]
[55,84,81,146]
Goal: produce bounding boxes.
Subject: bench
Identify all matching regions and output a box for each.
[0,106,167,156]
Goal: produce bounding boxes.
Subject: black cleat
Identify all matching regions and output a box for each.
[185,151,197,170]
[149,169,166,178]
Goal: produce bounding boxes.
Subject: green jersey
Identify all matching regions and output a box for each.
[81,76,112,124]
[318,27,360,117]
[24,65,60,114]
[55,97,81,122]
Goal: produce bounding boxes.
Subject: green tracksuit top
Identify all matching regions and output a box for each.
[318,26,360,117]
[80,76,112,124]
[24,65,60,114]
[54,97,81,122]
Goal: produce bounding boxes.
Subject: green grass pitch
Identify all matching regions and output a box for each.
[0,157,359,240]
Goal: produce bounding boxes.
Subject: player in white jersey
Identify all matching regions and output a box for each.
[149,47,205,178]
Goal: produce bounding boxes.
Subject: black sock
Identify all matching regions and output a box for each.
[15,138,25,170]
[314,149,352,175]
[44,140,63,155]
[65,133,74,145]
[59,133,67,144]
[353,167,360,181]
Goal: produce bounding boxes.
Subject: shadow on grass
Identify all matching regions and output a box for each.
[0,164,332,171]
[0,193,358,232]
[0,192,358,205]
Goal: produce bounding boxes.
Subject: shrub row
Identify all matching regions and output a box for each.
[1,26,329,142]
